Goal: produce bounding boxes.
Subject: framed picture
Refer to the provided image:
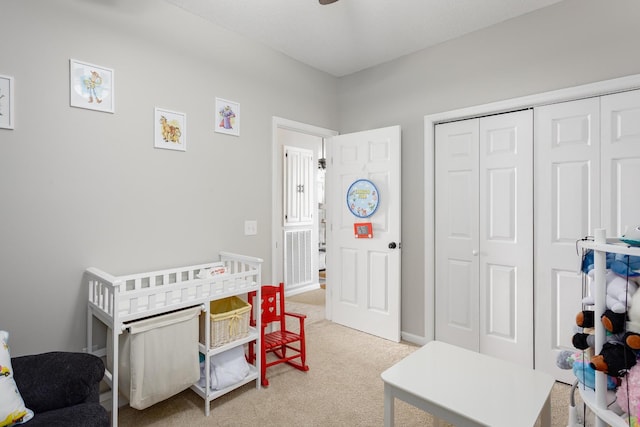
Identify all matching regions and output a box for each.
[215,97,240,136]
[69,59,114,113]
[0,75,14,129]
[154,107,186,151]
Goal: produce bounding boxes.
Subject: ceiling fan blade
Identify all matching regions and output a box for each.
[319,0,339,4]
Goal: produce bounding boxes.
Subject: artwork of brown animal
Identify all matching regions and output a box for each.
[159,115,182,144]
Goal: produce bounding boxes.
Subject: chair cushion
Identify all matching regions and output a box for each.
[12,352,104,413]
[0,331,33,427]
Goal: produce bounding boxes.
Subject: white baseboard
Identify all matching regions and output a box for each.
[285,282,321,297]
[401,331,429,346]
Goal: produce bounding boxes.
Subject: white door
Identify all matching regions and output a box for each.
[326,125,402,342]
[478,112,533,366]
[435,118,480,351]
[435,110,534,368]
[600,90,640,236]
[534,97,601,383]
[283,146,314,226]
[534,90,640,382]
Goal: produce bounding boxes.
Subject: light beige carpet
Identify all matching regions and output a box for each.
[116,289,576,426]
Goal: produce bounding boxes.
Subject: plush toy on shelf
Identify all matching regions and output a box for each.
[590,341,637,377]
[557,349,619,390]
[571,309,640,378]
[615,226,640,425]
[628,289,640,329]
[581,248,640,280]
[582,270,638,314]
[617,362,640,425]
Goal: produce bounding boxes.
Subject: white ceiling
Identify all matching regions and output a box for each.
[164,0,563,77]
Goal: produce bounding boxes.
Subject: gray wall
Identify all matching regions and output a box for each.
[3,0,640,356]
[338,0,640,338]
[0,0,337,356]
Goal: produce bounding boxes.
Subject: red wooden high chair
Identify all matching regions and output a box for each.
[247,283,309,386]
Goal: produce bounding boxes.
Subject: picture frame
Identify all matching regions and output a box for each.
[69,59,114,113]
[154,107,186,151]
[0,75,15,129]
[215,97,240,136]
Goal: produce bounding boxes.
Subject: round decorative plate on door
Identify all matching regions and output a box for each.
[346,179,379,218]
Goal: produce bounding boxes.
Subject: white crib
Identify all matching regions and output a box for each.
[86,251,262,427]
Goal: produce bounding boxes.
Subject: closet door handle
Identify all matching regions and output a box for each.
[472,250,479,256]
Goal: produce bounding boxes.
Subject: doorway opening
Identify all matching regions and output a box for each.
[318,137,327,290]
[271,117,337,314]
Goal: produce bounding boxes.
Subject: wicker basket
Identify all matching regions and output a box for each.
[199,296,251,348]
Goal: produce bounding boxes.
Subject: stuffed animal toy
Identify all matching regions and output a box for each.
[590,341,637,377]
[599,309,640,349]
[601,309,628,333]
[572,328,640,350]
[581,249,614,275]
[556,350,618,390]
[572,309,639,377]
[617,361,640,422]
[629,285,640,327]
[574,308,629,335]
[575,310,594,329]
[581,248,640,278]
[582,269,638,313]
[611,253,640,278]
[572,310,596,349]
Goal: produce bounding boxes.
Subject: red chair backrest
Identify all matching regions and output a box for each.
[250,282,286,329]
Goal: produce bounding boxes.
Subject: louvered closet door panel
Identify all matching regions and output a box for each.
[283,146,314,226]
[478,110,533,369]
[601,89,640,236]
[435,118,480,352]
[298,149,314,224]
[284,147,301,224]
[534,97,600,383]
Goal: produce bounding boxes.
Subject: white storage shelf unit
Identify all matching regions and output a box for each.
[86,251,262,427]
[576,230,640,427]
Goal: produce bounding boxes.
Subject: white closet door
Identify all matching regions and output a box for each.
[283,146,314,226]
[478,110,533,367]
[534,97,600,383]
[601,89,640,236]
[435,110,533,368]
[435,118,480,352]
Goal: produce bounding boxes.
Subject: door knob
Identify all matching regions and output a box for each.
[472,250,479,256]
[388,242,397,249]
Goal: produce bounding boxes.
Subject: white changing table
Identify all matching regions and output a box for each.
[86,252,262,427]
[381,341,555,427]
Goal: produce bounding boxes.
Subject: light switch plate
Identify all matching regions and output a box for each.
[244,220,257,236]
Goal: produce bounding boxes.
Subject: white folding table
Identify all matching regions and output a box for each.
[381,341,555,427]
